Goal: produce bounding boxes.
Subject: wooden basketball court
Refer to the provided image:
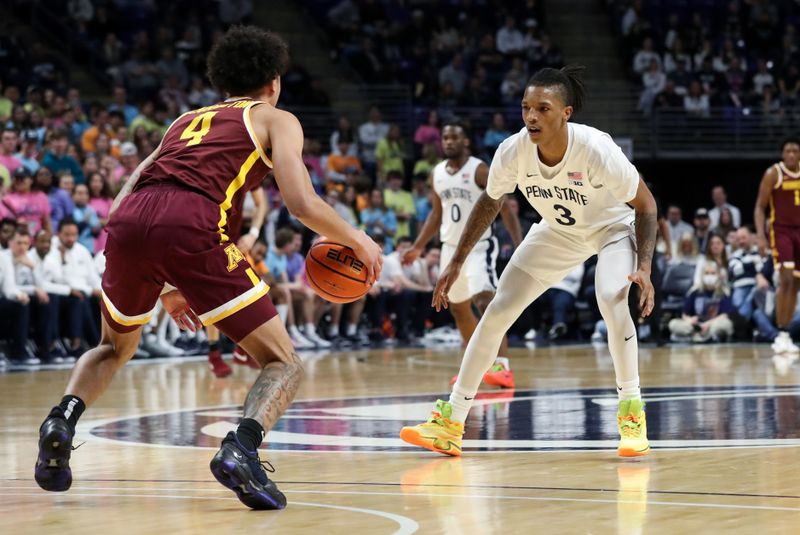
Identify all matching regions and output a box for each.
[1,343,799,534]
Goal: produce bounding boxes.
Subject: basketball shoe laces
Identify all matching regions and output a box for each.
[428,400,453,426]
[619,414,642,438]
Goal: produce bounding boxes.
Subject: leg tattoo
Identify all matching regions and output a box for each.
[243,352,304,430]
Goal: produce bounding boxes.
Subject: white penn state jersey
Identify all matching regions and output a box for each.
[486,123,639,242]
[433,156,490,246]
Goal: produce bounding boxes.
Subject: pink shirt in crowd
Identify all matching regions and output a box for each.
[0,154,23,176]
[2,191,50,233]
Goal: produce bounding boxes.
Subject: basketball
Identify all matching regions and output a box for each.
[304,240,370,303]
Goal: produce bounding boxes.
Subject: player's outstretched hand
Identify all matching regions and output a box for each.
[160,290,202,332]
[628,269,655,318]
[433,261,461,311]
[402,246,422,265]
[352,230,383,287]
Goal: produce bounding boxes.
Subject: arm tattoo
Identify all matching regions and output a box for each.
[635,211,658,271]
[243,352,304,430]
[452,192,503,264]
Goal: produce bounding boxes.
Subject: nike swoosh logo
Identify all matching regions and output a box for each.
[526,173,538,177]
[624,334,635,341]
[464,397,473,401]
[233,450,242,460]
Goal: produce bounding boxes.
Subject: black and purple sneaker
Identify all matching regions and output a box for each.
[209,431,286,510]
[34,417,74,492]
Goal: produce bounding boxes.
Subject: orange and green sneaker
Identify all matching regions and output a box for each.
[617,399,650,457]
[400,400,464,456]
[483,357,515,388]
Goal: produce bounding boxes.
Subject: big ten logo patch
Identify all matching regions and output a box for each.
[326,247,365,275]
[224,243,246,272]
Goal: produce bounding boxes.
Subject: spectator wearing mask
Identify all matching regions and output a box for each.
[669,262,734,343]
[2,167,51,235]
[383,170,415,240]
[708,185,741,228]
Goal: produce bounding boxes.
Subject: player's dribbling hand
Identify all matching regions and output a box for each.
[160,290,203,332]
[402,246,422,265]
[433,262,461,311]
[628,269,655,318]
[353,231,383,286]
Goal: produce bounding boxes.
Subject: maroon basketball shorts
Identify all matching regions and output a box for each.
[770,223,800,275]
[100,184,277,342]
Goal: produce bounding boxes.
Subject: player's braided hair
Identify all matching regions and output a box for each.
[207,25,289,96]
[526,64,587,113]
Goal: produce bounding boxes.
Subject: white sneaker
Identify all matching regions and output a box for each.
[524,328,537,341]
[304,329,332,348]
[289,327,315,349]
[771,332,800,354]
[156,339,185,357]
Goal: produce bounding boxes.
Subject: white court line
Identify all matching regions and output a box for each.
[0,492,418,535]
[1,488,798,513]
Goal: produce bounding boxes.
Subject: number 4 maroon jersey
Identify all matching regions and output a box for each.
[135,97,272,243]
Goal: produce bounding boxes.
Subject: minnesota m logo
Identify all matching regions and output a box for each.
[224,244,246,272]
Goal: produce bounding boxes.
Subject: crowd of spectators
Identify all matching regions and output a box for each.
[608,0,800,121]
[312,0,562,107]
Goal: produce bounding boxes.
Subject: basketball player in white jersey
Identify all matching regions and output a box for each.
[401,65,657,458]
[403,122,522,388]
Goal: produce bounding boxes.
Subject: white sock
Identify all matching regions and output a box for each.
[346,323,357,337]
[276,304,288,324]
[328,325,339,338]
[448,384,476,424]
[289,324,301,337]
[305,323,317,335]
[617,378,641,401]
[596,239,641,404]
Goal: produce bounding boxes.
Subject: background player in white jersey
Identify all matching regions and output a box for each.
[401,65,657,458]
[403,122,522,388]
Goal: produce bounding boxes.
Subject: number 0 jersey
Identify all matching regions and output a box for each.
[135,97,272,242]
[486,123,639,242]
[432,156,490,246]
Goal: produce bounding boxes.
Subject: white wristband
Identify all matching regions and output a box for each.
[160,282,177,296]
[248,226,260,238]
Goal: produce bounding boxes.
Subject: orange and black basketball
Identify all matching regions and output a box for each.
[305,240,370,303]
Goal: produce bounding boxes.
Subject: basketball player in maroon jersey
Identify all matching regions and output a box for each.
[755,137,800,354]
[34,27,382,510]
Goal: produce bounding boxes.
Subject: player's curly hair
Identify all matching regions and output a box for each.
[527,64,587,113]
[207,25,289,96]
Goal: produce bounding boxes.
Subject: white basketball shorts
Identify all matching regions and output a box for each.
[440,237,499,303]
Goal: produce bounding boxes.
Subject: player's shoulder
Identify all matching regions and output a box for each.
[570,122,615,151]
